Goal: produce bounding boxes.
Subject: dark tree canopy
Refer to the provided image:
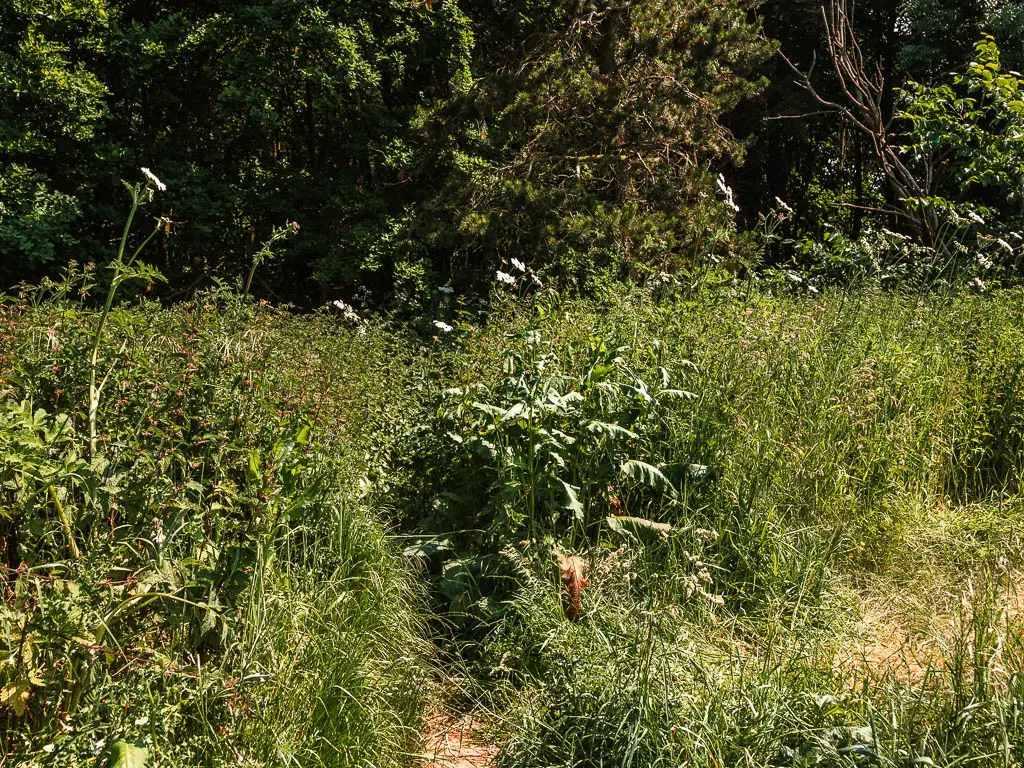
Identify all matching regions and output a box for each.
[2,0,1023,301]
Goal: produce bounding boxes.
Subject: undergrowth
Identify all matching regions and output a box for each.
[406,281,1024,767]
[0,277,429,766]
[3,272,1024,766]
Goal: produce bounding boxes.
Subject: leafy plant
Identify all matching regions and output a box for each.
[898,36,1024,273]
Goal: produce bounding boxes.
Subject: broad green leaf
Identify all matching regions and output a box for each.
[606,515,674,540]
[620,460,676,497]
[107,740,151,768]
[471,402,505,419]
[558,479,584,520]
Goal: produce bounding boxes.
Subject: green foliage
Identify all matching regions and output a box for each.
[0,0,774,300]
[0,0,477,299]
[899,0,1024,76]
[412,316,699,547]
[414,0,771,292]
[0,0,110,279]
[0,281,430,764]
[0,165,82,271]
[488,566,1024,768]
[899,36,1024,273]
[4,264,1024,766]
[428,283,1024,767]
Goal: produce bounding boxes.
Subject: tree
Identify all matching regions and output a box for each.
[899,36,1024,269]
[100,0,474,301]
[411,0,772,290]
[0,0,111,281]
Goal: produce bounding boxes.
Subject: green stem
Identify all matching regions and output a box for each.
[48,484,80,559]
[89,189,152,460]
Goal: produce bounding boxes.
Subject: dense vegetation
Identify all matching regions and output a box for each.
[3,1,1024,766]
[3,0,1023,302]
[3,268,1024,765]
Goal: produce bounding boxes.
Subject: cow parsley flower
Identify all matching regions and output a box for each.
[433,320,454,333]
[438,285,455,294]
[496,270,516,285]
[140,167,167,191]
[511,258,526,273]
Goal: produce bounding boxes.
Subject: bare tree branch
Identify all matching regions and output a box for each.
[778,0,939,245]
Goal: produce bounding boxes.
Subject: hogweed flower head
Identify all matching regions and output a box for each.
[140,167,166,192]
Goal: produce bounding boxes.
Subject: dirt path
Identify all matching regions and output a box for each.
[416,713,499,768]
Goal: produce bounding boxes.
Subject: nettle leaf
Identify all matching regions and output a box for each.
[107,740,151,768]
[620,460,676,497]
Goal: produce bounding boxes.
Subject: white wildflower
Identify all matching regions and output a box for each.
[511,258,526,273]
[438,285,455,294]
[978,254,995,270]
[996,238,1014,253]
[330,299,362,323]
[140,167,166,191]
[530,272,542,287]
[966,209,985,225]
[774,196,793,214]
[967,276,986,292]
[433,320,454,333]
[496,270,516,285]
[717,173,739,212]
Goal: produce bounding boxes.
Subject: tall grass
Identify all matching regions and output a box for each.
[412,280,1024,767]
[3,273,1023,767]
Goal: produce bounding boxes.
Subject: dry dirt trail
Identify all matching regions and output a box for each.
[416,713,499,768]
